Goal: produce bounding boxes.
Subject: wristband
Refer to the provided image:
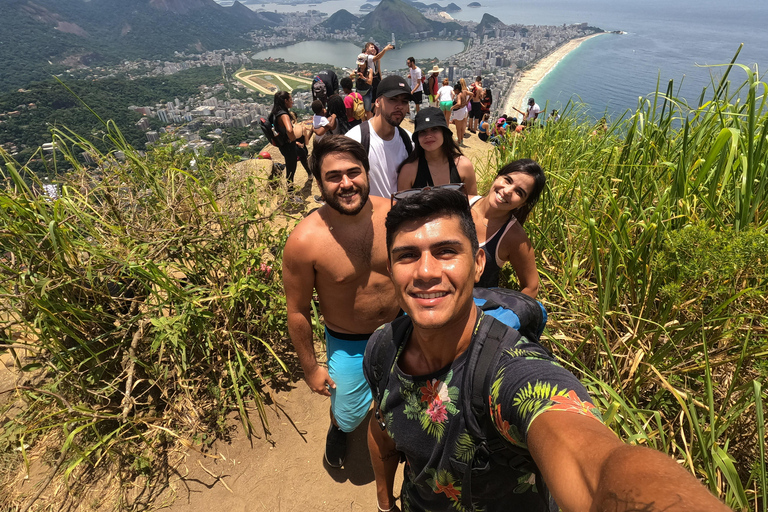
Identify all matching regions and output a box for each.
[377,500,395,512]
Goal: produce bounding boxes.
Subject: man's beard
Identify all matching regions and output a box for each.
[382,108,404,128]
[321,182,370,216]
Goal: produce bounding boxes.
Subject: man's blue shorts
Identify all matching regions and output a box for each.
[326,327,373,433]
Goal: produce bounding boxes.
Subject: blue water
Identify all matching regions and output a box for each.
[251,40,465,71]
[228,0,768,116]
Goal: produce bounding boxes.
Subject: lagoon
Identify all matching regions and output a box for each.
[251,40,465,73]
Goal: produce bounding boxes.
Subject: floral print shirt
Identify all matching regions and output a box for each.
[373,314,602,512]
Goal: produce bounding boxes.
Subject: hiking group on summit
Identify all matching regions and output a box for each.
[275,41,730,512]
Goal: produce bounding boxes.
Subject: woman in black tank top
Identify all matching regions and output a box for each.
[469,159,546,297]
[397,107,478,195]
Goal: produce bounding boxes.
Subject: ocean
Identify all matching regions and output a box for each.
[226,0,768,117]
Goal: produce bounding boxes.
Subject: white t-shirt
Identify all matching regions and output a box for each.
[346,121,412,198]
[408,66,423,93]
[527,103,541,119]
[437,85,454,102]
[313,114,330,142]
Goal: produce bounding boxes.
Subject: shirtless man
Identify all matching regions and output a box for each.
[469,75,484,133]
[282,136,400,468]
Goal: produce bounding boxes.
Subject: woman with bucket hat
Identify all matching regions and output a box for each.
[396,106,478,195]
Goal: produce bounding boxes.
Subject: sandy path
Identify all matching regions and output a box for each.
[503,33,606,117]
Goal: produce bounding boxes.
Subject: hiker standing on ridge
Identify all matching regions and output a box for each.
[406,57,424,116]
[426,65,443,107]
[346,75,413,198]
[468,75,484,133]
[524,97,541,123]
[269,91,310,189]
[365,42,395,106]
[365,187,732,512]
[283,136,400,469]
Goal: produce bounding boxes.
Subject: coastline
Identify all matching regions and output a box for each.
[502,33,606,118]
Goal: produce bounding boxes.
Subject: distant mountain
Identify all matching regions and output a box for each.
[445,3,462,12]
[476,12,507,34]
[359,0,457,42]
[0,0,282,93]
[320,9,361,32]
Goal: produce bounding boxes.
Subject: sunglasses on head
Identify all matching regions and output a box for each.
[390,183,466,206]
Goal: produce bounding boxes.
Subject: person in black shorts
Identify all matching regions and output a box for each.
[406,57,424,115]
[469,75,484,133]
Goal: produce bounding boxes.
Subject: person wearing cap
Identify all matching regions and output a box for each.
[345,75,414,198]
[396,106,478,195]
[525,97,541,123]
[426,65,443,107]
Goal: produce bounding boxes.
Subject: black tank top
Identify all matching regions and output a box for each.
[471,197,518,288]
[412,155,461,188]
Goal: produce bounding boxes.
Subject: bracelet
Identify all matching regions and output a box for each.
[377,500,396,512]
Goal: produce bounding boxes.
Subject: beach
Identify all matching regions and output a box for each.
[503,33,606,118]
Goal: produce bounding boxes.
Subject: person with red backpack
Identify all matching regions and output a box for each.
[341,76,363,132]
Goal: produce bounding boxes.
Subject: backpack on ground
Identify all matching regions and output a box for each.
[359,120,413,156]
[258,116,286,148]
[351,93,366,121]
[363,288,550,510]
[312,76,329,106]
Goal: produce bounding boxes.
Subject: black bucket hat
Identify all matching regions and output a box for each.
[412,107,450,142]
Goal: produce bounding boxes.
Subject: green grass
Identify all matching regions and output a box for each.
[487,55,767,510]
[0,116,301,507]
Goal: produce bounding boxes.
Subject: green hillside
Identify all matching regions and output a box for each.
[0,0,281,93]
[320,9,361,32]
[359,0,440,42]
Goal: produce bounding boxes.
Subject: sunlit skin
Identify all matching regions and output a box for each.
[471,171,539,297]
[277,95,306,142]
[387,214,485,374]
[283,153,398,397]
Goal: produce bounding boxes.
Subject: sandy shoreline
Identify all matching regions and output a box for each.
[502,33,606,118]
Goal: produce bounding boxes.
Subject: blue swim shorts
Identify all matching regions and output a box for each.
[325,327,374,433]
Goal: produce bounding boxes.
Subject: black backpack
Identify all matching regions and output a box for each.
[360,121,413,156]
[258,116,280,148]
[312,76,329,106]
[363,289,551,511]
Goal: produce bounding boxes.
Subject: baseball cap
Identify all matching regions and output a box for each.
[412,107,450,141]
[376,75,413,100]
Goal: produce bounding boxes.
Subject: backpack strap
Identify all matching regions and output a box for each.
[360,121,413,156]
[361,120,371,154]
[397,126,414,155]
[363,315,413,430]
[459,313,549,510]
